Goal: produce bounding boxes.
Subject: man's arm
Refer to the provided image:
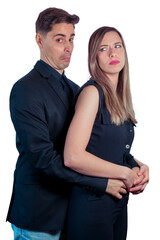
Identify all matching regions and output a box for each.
[124,153,140,168]
[10,82,107,194]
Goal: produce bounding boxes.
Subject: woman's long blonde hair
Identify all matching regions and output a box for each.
[88,26,137,125]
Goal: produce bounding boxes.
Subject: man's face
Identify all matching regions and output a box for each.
[36,23,75,74]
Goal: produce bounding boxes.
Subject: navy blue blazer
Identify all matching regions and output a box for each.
[6,61,107,232]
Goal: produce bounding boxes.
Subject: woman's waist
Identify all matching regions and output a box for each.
[86,147,130,166]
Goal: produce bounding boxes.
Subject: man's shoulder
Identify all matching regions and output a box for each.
[66,77,79,91]
[10,67,44,105]
[11,67,41,91]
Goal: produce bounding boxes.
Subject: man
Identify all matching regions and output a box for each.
[6,7,108,240]
[6,7,140,240]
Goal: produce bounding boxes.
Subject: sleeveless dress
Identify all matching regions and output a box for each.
[66,80,138,240]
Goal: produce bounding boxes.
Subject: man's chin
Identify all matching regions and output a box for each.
[61,62,70,69]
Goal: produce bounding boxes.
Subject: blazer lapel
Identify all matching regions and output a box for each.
[47,76,70,110]
[34,61,70,110]
[64,76,79,98]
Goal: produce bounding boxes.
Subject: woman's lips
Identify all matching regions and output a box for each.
[109,60,120,65]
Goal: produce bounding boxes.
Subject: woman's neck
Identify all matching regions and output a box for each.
[106,73,119,91]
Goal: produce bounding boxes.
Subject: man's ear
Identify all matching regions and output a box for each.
[35,33,43,48]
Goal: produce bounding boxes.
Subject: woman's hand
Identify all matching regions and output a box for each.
[129,165,149,194]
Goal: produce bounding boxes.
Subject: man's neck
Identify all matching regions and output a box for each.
[40,57,63,75]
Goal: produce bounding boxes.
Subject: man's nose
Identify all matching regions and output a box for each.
[64,41,72,53]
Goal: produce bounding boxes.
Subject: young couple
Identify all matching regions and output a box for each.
[7,7,149,240]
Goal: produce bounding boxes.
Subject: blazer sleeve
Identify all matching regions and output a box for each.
[10,82,108,194]
[125,153,140,168]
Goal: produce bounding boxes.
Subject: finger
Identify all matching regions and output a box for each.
[140,178,149,185]
[122,182,127,188]
[130,189,143,195]
[129,185,143,193]
[120,188,127,195]
[115,192,123,200]
[141,174,149,184]
[137,168,145,176]
[138,166,148,176]
[140,183,148,191]
[134,175,144,185]
[131,190,143,195]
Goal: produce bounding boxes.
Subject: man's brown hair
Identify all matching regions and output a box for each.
[36,7,79,35]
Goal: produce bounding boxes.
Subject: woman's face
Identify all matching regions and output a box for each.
[97,31,125,78]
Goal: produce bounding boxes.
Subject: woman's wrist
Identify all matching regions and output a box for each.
[120,166,131,181]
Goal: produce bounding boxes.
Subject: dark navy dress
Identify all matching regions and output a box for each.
[66,80,139,240]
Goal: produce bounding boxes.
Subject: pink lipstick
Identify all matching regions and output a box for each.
[109,60,120,65]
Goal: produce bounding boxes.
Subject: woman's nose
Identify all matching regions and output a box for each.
[108,48,116,58]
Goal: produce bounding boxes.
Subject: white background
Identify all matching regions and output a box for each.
[1,0,159,239]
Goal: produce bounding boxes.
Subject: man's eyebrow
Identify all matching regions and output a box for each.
[53,33,75,38]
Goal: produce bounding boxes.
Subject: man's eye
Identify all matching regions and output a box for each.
[69,38,74,42]
[57,39,63,43]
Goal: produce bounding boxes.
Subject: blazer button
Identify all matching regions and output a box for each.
[126,144,130,149]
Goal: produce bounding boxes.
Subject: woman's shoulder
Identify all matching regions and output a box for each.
[73,80,100,110]
[79,79,103,97]
[76,80,99,104]
[81,79,98,89]
[74,80,105,118]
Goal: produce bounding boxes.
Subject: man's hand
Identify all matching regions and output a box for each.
[105,179,127,199]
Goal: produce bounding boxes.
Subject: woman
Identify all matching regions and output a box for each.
[64,27,149,240]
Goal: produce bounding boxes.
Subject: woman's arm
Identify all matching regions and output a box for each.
[64,86,138,189]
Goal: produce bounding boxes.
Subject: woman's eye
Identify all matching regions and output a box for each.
[99,47,107,52]
[115,44,122,48]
